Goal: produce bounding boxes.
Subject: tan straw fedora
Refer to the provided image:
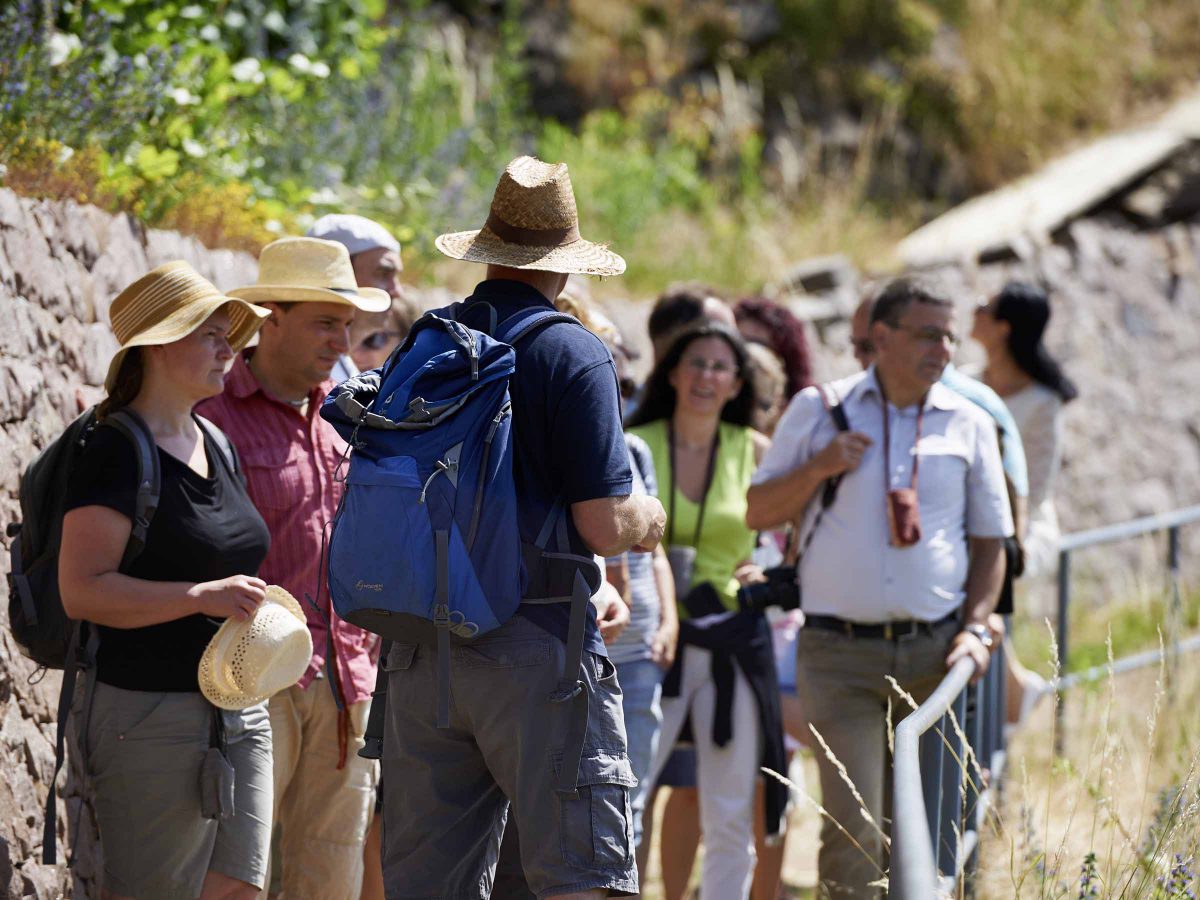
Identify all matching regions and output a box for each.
[105,261,271,393]
[228,236,390,312]
[198,586,313,711]
[435,156,626,277]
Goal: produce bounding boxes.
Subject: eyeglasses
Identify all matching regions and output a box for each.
[851,337,875,356]
[681,356,737,377]
[890,324,960,347]
[359,330,402,351]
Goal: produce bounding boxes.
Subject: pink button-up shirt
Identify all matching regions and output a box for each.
[198,351,376,706]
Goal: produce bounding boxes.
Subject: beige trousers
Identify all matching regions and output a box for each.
[796,619,957,899]
[262,681,377,900]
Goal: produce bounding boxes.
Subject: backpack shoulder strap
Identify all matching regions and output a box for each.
[101,408,161,569]
[815,384,850,508]
[194,414,240,478]
[495,308,580,347]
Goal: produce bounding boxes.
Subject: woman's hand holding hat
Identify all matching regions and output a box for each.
[189,574,267,621]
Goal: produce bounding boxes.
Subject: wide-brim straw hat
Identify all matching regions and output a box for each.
[105,261,271,393]
[198,585,313,711]
[435,156,626,277]
[228,236,391,312]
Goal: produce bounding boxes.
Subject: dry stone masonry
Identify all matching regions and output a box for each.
[0,189,256,898]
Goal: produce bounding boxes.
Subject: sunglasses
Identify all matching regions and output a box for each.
[359,330,402,351]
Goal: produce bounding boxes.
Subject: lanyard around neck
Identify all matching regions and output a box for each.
[879,386,927,491]
[667,420,720,549]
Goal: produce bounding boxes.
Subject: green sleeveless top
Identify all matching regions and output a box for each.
[629,419,758,613]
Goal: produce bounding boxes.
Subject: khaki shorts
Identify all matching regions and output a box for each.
[77,683,273,899]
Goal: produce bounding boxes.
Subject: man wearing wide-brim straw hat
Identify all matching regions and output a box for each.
[377,156,666,899]
[197,236,388,900]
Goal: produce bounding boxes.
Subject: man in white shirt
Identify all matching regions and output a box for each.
[746,278,1011,898]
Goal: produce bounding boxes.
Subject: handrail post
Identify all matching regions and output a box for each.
[1167,525,1182,684]
[1055,549,1070,755]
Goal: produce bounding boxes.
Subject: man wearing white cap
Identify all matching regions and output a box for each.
[307,214,408,383]
[197,236,391,900]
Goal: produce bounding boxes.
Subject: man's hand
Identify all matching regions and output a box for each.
[593,583,630,645]
[813,432,873,478]
[650,620,678,670]
[945,630,990,682]
[632,495,666,554]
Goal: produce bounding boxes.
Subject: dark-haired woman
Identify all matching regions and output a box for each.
[734,296,814,400]
[972,281,1077,575]
[59,262,274,900]
[628,323,785,900]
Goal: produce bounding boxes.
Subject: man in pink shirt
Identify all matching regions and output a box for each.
[199,236,391,899]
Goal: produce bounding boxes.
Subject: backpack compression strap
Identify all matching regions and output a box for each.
[195,415,240,478]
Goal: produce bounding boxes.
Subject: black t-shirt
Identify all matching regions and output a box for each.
[63,418,271,691]
[450,280,634,655]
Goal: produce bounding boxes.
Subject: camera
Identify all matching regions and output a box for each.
[737,565,800,613]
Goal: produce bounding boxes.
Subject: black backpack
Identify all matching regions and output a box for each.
[6,406,235,864]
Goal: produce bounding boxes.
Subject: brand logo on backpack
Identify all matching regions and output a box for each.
[355,580,383,593]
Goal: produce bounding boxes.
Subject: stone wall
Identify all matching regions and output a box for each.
[0,189,256,898]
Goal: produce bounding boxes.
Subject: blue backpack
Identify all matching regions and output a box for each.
[320,303,601,794]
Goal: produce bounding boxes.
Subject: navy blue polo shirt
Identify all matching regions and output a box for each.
[450,279,633,655]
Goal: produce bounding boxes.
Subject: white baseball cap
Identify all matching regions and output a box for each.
[306,214,400,257]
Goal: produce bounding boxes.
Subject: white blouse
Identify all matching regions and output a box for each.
[1004,382,1064,575]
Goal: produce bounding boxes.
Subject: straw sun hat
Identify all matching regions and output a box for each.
[198,585,313,711]
[228,236,391,312]
[435,156,626,277]
[104,261,271,393]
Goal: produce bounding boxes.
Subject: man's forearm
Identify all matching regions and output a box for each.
[745,456,829,532]
[573,493,665,558]
[961,537,1005,627]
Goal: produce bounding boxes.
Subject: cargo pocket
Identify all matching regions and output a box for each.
[558,749,637,869]
[383,642,419,672]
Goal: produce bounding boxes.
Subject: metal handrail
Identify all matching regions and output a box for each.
[889,505,1199,898]
[890,656,978,899]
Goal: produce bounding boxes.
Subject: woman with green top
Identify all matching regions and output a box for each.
[627,323,786,900]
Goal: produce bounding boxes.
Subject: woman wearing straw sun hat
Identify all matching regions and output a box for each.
[58,261,291,900]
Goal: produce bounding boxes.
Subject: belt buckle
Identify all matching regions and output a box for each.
[895,621,921,643]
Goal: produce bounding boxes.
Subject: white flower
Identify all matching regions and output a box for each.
[57,145,75,164]
[288,53,312,74]
[263,11,286,32]
[230,58,264,85]
[46,32,81,67]
[179,5,204,18]
[265,220,285,234]
[307,187,342,205]
[182,139,207,158]
[200,24,220,42]
[310,61,330,79]
[169,87,199,106]
[225,10,246,29]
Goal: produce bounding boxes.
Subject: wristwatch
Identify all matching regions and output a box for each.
[964,623,995,649]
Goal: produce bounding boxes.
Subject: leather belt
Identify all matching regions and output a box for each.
[805,612,958,641]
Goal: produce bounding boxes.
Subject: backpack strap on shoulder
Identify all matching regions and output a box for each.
[194,415,240,478]
[101,409,161,570]
[816,384,850,508]
[495,309,580,347]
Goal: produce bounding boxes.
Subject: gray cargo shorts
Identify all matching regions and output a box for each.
[380,614,638,899]
[77,682,273,899]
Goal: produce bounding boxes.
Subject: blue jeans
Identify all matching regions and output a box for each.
[614,657,664,847]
